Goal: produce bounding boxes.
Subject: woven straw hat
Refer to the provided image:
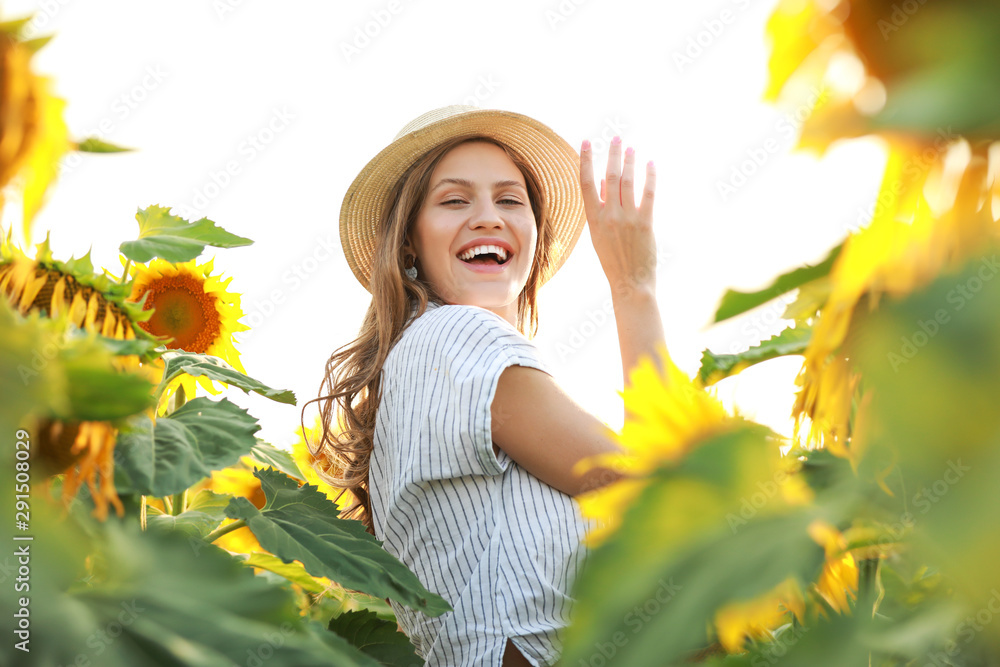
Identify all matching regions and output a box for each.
[339,105,587,292]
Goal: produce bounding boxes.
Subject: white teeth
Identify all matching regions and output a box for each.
[458,245,509,262]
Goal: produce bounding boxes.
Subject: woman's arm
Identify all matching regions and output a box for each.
[491,136,666,496]
[491,364,626,497]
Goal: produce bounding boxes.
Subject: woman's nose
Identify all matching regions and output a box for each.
[469,198,505,228]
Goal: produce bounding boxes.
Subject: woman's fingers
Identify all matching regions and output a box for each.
[621,146,637,212]
[638,159,656,222]
[578,140,601,224]
[605,136,623,210]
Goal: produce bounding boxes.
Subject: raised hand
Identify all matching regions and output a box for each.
[578,136,658,298]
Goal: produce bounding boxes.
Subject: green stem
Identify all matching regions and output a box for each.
[119,258,132,284]
[169,490,187,516]
[140,495,148,531]
[205,519,247,544]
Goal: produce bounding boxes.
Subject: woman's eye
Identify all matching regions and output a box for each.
[442,199,467,205]
[498,198,523,206]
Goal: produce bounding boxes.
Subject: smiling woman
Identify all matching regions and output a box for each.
[303,105,666,666]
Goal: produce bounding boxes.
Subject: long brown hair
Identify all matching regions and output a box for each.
[302,135,553,534]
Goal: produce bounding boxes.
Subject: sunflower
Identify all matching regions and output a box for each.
[712,521,858,654]
[127,257,248,401]
[0,19,71,241]
[808,519,858,617]
[573,343,736,546]
[0,240,153,520]
[714,578,806,654]
[193,457,268,554]
[766,0,1000,455]
[292,417,360,513]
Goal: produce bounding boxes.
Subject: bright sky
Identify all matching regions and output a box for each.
[4,0,886,449]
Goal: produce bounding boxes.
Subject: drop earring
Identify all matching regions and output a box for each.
[404,254,418,280]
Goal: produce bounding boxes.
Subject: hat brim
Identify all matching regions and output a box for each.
[339,107,587,292]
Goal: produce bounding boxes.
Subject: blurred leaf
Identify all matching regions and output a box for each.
[0,501,380,667]
[115,397,261,496]
[698,325,811,385]
[713,243,842,323]
[226,468,452,616]
[119,204,253,263]
[849,248,1000,608]
[60,337,155,421]
[0,300,153,423]
[159,351,296,404]
[327,609,422,666]
[75,136,135,153]
[563,426,831,666]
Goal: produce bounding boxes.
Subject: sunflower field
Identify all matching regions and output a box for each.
[3,1,1000,666]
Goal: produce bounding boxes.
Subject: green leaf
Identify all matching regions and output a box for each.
[698,325,811,385]
[159,351,296,404]
[226,468,452,616]
[251,440,307,480]
[60,339,155,421]
[327,610,422,666]
[75,136,135,153]
[241,552,330,595]
[0,302,154,423]
[19,35,54,53]
[86,333,164,358]
[115,397,261,497]
[0,501,381,667]
[713,243,843,323]
[119,204,253,263]
[850,249,1000,602]
[147,489,232,537]
[0,300,67,430]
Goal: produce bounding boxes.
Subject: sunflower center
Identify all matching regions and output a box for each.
[138,274,221,353]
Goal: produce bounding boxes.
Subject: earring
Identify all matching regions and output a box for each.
[404,254,418,280]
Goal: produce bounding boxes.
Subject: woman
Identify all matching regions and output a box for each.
[306,106,666,666]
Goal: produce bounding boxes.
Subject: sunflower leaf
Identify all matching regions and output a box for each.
[713,243,843,323]
[562,426,833,667]
[226,467,452,616]
[0,502,381,667]
[327,609,422,666]
[239,552,330,594]
[698,325,812,386]
[119,204,253,263]
[160,351,296,405]
[147,489,232,537]
[251,439,307,480]
[115,397,262,497]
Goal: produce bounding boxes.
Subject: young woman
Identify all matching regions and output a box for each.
[306,106,665,666]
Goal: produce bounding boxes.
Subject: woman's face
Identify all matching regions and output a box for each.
[407,140,537,325]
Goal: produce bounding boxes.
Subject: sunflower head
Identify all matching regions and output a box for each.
[0,235,157,521]
[0,19,71,240]
[127,257,248,397]
[574,344,738,545]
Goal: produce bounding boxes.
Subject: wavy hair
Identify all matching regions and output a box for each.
[301,135,553,534]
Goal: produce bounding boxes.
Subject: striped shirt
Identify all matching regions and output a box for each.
[370,301,593,666]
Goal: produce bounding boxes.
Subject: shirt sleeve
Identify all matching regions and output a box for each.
[410,304,553,479]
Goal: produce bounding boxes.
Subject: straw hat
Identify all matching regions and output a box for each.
[339,105,587,292]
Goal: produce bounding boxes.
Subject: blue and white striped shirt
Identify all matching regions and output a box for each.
[370,301,592,666]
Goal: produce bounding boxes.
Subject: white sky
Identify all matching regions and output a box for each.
[4,0,887,449]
